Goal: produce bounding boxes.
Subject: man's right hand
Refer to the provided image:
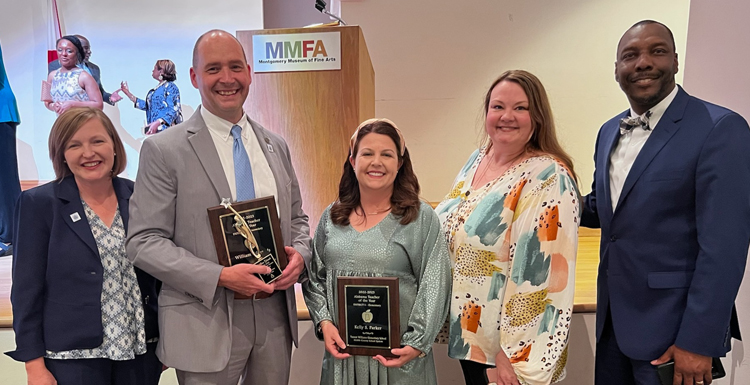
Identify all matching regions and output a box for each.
[218,264,274,297]
[110,90,123,103]
[25,357,57,385]
[651,345,713,385]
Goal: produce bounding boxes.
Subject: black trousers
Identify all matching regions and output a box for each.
[44,342,162,385]
[460,359,493,385]
[0,121,20,244]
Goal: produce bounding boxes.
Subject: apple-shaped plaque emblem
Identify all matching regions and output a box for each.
[362,309,373,323]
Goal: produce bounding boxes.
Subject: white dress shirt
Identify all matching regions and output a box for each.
[609,86,679,210]
[201,107,278,203]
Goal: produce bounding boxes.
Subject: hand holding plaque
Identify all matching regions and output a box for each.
[337,277,400,357]
[208,197,287,285]
[319,320,351,360]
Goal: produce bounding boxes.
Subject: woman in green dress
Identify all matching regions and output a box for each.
[303,118,452,385]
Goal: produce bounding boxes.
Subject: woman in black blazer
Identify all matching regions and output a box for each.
[6,108,160,385]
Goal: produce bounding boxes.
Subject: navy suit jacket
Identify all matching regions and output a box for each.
[48,59,113,105]
[581,86,750,360]
[6,176,159,362]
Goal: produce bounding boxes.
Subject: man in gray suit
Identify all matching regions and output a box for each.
[126,29,311,385]
[48,35,121,105]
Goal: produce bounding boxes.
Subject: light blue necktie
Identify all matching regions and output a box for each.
[231,125,256,200]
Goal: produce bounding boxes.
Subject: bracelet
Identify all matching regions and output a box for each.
[317,320,333,335]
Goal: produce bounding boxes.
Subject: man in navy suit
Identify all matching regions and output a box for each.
[48,35,121,105]
[582,20,750,385]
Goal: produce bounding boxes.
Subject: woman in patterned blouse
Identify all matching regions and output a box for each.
[43,36,103,115]
[435,70,580,385]
[7,108,161,384]
[119,59,182,135]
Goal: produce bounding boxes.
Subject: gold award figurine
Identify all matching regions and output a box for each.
[221,198,261,260]
[210,197,286,285]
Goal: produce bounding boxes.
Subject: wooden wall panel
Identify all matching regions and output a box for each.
[238,26,374,231]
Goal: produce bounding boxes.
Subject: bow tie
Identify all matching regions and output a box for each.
[619,111,652,135]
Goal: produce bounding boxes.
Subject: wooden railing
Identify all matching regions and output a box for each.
[0,195,600,328]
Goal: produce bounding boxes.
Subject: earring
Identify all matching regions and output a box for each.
[159,74,164,81]
[113,153,116,156]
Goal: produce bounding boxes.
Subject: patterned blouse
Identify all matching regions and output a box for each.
[45,202,146,360]
[435,149,580,385]
[135,81,182,133]
[50,68,89,113]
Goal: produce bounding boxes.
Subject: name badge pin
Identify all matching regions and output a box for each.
[70,212,81,222]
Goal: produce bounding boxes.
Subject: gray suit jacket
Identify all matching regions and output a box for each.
[126,107,312,372]
[48,59,113,105]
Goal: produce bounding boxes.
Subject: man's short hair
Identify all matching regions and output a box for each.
[627,20,676,52]
[73,34,89,46]
[191,29,248,69]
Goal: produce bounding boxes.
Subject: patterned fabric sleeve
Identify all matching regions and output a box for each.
[159,82,182,127]
[400,205,452,354]
[436,149,480,220]
[135,97,147,111]
[444,150,480,199]
[302,208,333,340]
[498,161,579,385]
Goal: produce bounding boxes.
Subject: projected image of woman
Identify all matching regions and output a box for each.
[119,59,182,135]
[44,35,103,115]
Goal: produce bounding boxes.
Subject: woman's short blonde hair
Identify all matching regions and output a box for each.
[156,59,177,82]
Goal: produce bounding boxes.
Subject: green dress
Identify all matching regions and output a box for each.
[303,202,452,385]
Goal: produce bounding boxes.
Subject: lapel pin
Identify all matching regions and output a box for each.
[70,212,81,222]
[264,137,274,153]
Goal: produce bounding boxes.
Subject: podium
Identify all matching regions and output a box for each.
[237,26,374,231]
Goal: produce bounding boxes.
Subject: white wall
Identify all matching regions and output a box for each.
[0,0,263,181]
[684,1,750,383]
[263,0,334,29]
[340,0,689,201]
[8,0,750,383]
[3,0,691,195]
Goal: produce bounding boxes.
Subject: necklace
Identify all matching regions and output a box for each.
[474,148,526,187]
[363,206,392,215]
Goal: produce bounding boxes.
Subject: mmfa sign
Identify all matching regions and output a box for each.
[252,32,341,73]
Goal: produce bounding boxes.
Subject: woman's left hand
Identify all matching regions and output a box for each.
[373,346,422,368]
[57,101,76,114]
[486,350,521,385]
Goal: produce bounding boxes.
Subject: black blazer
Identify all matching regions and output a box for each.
[6,176,159,362]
